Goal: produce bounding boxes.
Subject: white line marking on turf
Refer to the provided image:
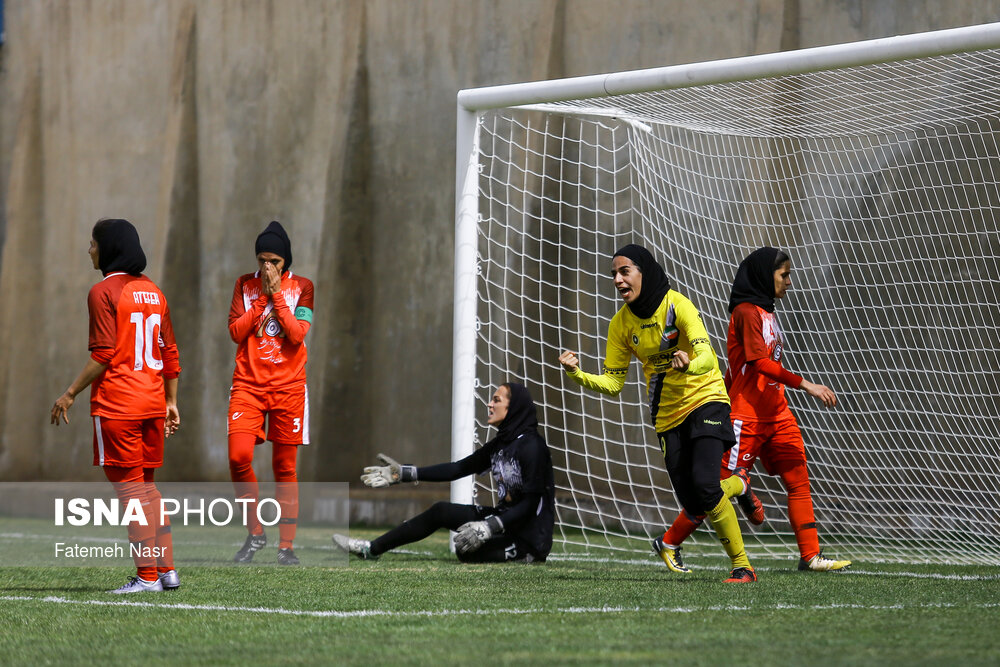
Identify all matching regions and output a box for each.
[2,595,999,618]
[547,555,1000,579]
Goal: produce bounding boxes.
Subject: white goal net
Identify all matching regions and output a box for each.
[453,25,1000,565]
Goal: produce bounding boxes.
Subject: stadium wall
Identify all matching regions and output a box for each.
[1,0,999,499]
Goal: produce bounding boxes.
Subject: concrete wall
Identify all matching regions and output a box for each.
[2,0,999,484]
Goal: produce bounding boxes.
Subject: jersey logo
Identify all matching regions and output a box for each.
[632,334,639,345]
[232,412,243,420]
[256,312,285,338]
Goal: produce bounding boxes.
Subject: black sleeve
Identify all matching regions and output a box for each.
[514,435,547,495]
[494,491,544,530]
[415,444,492,483]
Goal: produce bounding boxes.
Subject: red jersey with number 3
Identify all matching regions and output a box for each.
[725,302,792,422]
[88,272,181,419]
[228,272,313,388]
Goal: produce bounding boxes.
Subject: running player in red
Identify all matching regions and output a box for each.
[228,221,313,566]
[658,247,850,572]
[51,218,181,594]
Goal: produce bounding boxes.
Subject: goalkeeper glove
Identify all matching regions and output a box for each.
[360,453,417,488]
[454,515,504,555]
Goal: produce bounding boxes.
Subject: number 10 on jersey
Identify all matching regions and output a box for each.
[130,312,163,372]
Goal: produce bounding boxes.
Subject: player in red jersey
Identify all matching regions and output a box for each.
[227,221,313,565]
[658,247,850,572]
[51,219,181,594]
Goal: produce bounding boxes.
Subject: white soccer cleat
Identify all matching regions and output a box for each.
[109,575,164,594]
[158,569,180,590]
[798,552,851,572]
[332,533,379,560]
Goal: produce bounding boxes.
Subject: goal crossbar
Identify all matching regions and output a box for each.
[458,22,1000,111]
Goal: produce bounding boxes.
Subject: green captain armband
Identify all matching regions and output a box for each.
[294,306,313,323]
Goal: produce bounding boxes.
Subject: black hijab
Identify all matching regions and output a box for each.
[493,382,539,445]
[728,246,781,314]
[92,219,147,276]
[255,220,293,271]
[612,244,672,320]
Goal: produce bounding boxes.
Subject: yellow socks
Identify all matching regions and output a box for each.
[706,495,752,570]
[719,474,746,499]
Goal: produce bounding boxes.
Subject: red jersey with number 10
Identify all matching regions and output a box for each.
[725,302,793,422]
[88,272,181,419]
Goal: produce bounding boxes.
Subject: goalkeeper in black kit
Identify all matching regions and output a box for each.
[333,382,555,563]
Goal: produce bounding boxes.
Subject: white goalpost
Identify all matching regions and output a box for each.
[453,23,1000,565]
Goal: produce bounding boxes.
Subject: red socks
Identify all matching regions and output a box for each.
[662,510,705,548]
[229,434,299,548]
[103,466,157,581]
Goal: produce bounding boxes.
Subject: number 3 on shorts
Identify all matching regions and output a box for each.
[293,418,301,433]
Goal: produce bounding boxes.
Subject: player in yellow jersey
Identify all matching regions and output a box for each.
[558,244,757,582]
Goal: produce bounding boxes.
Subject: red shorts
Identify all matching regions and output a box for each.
[722,416,806,476]
[228,383,309,445]
[93,416,164,468]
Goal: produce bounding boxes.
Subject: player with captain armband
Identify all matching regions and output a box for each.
[333,382,555,563]
[227,221,314,566]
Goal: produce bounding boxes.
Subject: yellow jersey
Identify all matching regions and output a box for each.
[567,290,729,432]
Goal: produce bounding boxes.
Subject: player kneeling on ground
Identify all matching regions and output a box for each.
[333,383,554,563]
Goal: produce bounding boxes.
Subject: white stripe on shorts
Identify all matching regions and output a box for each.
[301,384,310,445]
[94,416,105,466]
[726,419,743,472]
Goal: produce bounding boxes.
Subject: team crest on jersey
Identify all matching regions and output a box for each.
[256,312,285,338]
[632,334,640,345]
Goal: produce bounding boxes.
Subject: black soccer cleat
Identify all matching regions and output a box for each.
[233,532,267,563]
[277,548,300,566]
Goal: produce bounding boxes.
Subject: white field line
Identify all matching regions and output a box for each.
[1,595,999,619]
[547,554,1000,579]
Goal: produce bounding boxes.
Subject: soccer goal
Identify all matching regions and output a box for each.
[452,23,1000,566]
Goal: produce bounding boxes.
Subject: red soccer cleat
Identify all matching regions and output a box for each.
[724,566,758,583]
[733,467,765,526]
